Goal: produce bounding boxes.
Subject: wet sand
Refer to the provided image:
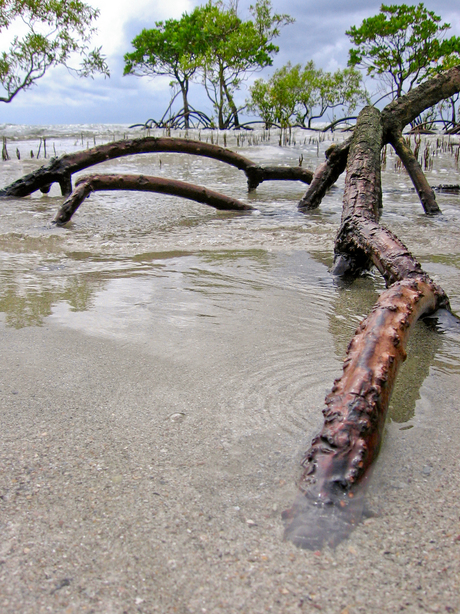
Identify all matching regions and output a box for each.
[1,316,460,614]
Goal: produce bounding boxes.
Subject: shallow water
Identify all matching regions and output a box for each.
[1,125,460,465]
[1,126,460,610]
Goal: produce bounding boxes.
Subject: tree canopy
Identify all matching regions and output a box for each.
[197,0,294,129]
[247,62,368,129]
[124,0,293,130]
[0,0,109,104]
[123,12,208,129]
[346,3,460,99]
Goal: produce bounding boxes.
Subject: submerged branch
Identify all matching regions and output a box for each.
[53,174,253,226]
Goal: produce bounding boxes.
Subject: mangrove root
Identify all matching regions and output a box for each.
[53,174,253,226]
[298,65,460,214]
[283,105,450,550]
[0,136,313,198]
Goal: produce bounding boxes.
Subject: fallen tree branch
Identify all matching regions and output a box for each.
[0,136,313,198]
[298,65,460,213]
[283,106,451,550]
[53,174,253,226]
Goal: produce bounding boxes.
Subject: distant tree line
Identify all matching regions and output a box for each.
[123,0,293,130]
[124,1,460,132]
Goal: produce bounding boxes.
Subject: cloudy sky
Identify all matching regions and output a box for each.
[1,0,460,125]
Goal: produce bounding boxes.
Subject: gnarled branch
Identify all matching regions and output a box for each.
[53,174,253,226]
[0,136,313,198]
[284,106,450,550]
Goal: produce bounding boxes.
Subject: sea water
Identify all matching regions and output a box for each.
[1,125,460,560]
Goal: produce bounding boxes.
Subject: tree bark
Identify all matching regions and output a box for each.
[331,106,382,277]
[283,106,450,550]
[53,174,253,226]
[298,140,351,211]
[283,276,444,550]
[0,136,313,198]
[389,131,440,215]
[298,64,460,213]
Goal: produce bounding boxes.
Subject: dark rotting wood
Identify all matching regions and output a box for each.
[283,105,451,550]
[0,136,313,198]
[53,174,253,226]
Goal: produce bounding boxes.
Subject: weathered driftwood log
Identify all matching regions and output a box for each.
[298,64,460,213]
[0,137,313,198]
[283,106,450,550]
[53,174,253,225]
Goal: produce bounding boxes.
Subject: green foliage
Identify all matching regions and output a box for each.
[124,12,207,127]
[123,16,203,80]
[346,3,460,99]
[124,0,293,129]
[0,0,109,103]
[197,0,293,129]
[247,62,368,128]
[248,63,306,128]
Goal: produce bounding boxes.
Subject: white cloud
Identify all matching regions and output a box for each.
[91,0,193,55]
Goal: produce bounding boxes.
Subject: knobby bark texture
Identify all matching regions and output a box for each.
[283,106,450,550]
[298,65,460,214]
[0,136,313,199]
[54,174,253,226]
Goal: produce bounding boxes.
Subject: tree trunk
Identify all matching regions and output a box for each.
[331,106,382,277]
[0,136,313,199]
[53,174,253,226]
[223,80,240,129]
[180,80,191,130]
[283,105,450,550]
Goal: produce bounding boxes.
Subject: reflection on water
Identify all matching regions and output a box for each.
[0,273,96,328]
